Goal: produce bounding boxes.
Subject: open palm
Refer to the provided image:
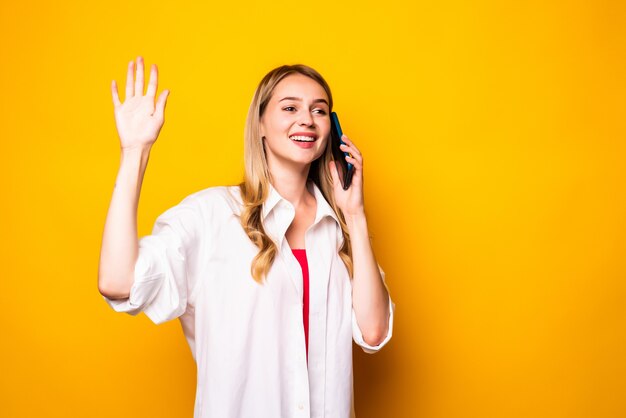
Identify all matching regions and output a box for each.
[111,56,170,150]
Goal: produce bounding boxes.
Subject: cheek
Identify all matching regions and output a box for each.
[263,111,288,133]
[271,118,292,136]
[272,109,292,125]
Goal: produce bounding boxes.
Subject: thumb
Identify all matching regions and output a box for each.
[154,89,169,118]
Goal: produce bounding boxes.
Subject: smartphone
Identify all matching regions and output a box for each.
[330,112,354,190]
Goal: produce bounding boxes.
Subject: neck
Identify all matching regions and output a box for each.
[267,157,314,208]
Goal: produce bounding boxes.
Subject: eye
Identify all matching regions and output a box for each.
[313,109,327,115]
[283,106,296,112]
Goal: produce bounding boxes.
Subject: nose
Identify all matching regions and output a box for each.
[298,111,314,127]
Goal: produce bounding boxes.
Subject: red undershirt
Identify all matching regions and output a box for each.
[291,249,309,363]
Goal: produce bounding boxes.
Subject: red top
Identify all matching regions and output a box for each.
[291,249,309,363]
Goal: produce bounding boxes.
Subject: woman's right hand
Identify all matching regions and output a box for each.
[111,56,170,151]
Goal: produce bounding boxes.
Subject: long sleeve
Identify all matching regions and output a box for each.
[102,194,204,325]
[352,264,395,354]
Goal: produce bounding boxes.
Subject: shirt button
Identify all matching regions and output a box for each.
[298,403,304,410]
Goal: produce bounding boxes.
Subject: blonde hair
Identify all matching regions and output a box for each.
[238,64,353,284]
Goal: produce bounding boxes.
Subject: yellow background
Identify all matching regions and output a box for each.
[1,0,625,417]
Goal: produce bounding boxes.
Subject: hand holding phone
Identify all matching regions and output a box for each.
[330,112,354,190]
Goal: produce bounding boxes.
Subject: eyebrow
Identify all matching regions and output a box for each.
[278,96,329,106]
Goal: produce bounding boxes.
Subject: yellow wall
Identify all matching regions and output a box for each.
[1,0,625,417]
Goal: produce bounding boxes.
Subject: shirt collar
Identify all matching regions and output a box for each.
[262,180,340,227]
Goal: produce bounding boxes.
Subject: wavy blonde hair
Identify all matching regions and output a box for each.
[238,64,353,284]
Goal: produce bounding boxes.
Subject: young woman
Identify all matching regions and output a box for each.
[98,56,395,418]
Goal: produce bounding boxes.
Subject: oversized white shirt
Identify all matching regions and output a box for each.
[103,180,395,418]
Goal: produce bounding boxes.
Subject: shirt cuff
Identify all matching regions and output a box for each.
[352,293,395,354]
[101,235,169,320]
[101,272,165,316]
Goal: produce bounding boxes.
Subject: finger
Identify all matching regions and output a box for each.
[111,80,121,108]
[340,143,362,164]
[125,60,134,100]
[346,155,362,171]
[342,135,361,156]
[146,64,158,98]
[154,89,170,118]
[134,56,145,97]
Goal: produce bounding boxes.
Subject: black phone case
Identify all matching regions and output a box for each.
[330,112,354,190]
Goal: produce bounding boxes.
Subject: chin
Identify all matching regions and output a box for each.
[302,151,326,165]
[292,157,318,166]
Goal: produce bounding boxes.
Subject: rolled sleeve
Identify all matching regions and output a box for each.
[352,264,395,354]
[102,195,203,325]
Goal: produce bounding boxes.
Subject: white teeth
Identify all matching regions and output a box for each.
[290,135,316,142]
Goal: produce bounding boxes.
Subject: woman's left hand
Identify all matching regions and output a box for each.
[329,134,365,219]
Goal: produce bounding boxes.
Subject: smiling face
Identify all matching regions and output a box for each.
[260,73,331,173]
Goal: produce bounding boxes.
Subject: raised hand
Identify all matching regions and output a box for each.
[111,56,170,151]
[329,134,365,219]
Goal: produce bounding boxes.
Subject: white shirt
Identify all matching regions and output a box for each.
[103,180,395,418]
